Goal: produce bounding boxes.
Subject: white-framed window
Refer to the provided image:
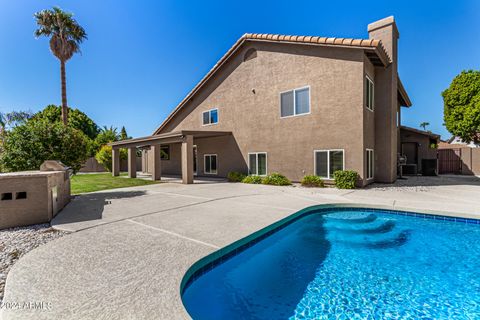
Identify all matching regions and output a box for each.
[202,109,218,125]
[314,149,344,179]
[248,152,267,176]
[204,154,217,174]
[280,86,310,117]
[366,149,374,179]
[365,76,374,111]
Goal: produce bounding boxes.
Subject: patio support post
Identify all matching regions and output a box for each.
[181,135,194,184]
[112,147,120,177]
[128,147,137,178]
[151,144,162,181]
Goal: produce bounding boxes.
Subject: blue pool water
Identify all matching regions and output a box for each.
[182,209,480,319]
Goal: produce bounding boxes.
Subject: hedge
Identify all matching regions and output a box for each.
[333,170,358,189]
[301,175,325,187]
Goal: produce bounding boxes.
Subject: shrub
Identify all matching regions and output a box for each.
[261,173,291,186]
[333,170,359,189]
[0,119,89,173]
[227,171,246,182]
[95,145,127,172]
[242,175,263,184]
[301,175,325,188]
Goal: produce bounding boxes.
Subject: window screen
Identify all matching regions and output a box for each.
[315,151,328,178]
[295,88,310,115]
[257,153,267,176]
[203,111,210,125]
[249,154,257,175]
[280,91,294,117]
[329,150,344,177]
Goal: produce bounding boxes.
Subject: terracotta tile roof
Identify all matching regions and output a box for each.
[242,33,390,65]
[244,33,381,49]
[153,33,391,135]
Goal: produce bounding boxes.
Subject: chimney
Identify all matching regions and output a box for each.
[368,16,400,183]
[368,16,399,65]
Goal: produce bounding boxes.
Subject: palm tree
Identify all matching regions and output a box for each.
[34,7,87,125]
[420,122,430,131]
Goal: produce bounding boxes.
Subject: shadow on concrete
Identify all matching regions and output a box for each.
[52,190,147,226]
[366,175,480,189]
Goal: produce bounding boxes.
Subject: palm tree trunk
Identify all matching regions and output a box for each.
[60,60,68,125]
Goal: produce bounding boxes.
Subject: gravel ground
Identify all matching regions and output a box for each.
[0,224,67,300]
[367,177,434,192]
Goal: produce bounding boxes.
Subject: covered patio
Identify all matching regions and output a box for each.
[109,130,231,184]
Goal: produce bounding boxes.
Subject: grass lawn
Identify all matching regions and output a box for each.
[71,173,160,194]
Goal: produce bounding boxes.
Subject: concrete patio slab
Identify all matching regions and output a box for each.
[2,220,212,320]
[51,189,209,232]
[2,176,480,320]
[131,198,297,248]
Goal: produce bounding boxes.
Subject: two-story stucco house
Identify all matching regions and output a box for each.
[111,16,416,187]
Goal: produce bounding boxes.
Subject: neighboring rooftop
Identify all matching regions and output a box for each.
[400,126,441,139]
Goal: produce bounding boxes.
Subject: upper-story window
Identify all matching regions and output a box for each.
[365,76,374,111]
[280,86,310,118]
[202,109,218,125]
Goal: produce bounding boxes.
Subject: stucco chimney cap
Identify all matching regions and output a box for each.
[367,16,398,34]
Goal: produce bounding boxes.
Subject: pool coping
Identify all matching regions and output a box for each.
[180,202,480,301]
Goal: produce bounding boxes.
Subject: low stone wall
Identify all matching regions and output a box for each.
[0,170,70,229]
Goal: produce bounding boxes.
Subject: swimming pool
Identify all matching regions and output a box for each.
[181,207,480,319]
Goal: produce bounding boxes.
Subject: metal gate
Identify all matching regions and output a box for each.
[438,149,462,174]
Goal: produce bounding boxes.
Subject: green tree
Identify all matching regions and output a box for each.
[95,126,119,146]
[95,145,127,172]
[443,70,480,143]
[0,119,89,172]
[33,105,99,139]
[120,126,130,140]
[420,122,430,131]
[34,7,87,124]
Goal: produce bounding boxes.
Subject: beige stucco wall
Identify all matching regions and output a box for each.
[363,57,376,184]
[0,171,69,229]
[155,42,370,183]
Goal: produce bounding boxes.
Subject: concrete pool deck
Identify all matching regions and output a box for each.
[2,175,480,319]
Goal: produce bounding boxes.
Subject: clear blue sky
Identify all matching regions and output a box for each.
[0,0,479,139]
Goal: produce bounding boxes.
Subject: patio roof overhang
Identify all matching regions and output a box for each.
[109,130,232,184]
[109,130,232,149]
